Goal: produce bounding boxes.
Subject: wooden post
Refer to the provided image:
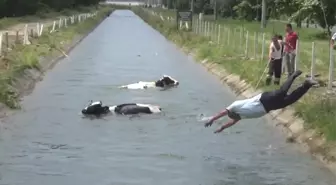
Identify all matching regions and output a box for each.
[39,24,44,36]
[0,32,2,55]
[5,32,9,50]
[36,23,40,37]
[15,30,20,44]
[59,18,62,29]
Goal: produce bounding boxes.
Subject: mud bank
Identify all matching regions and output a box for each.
[134,8,336,176]
[0,9,112,117]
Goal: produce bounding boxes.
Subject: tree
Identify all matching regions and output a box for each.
[290,0,336,33]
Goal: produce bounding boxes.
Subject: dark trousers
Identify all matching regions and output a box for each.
[260,72,312,113]
[266,58,282,85]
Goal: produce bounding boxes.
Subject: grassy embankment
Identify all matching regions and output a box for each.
[0,6,102,30]
[133,7,336,142]
[0,6,113,108]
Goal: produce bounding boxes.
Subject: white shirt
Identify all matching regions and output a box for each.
[226,93,267,119]
[332,33,336,41]
[269,40,283,59]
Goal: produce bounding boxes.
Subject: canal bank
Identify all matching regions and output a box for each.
[0,10,335,185]
[132,8,336,176]
[0,7,113,114]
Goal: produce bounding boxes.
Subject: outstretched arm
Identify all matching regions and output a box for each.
[204,109,229,127]
[214,119,239,133]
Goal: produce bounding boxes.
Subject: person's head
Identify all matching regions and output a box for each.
[277,35,283,40]
[285,24,293,33]
[272,34,278,42]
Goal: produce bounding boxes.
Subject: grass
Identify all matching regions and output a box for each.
[133,7,336,142]
[0,6,113,108]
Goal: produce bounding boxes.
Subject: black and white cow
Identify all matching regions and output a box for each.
[81,101,162,116]
[118,75,179,89]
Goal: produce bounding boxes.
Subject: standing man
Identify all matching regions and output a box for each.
[330,32,336,47]
[266,34,283,85]
[284,24,298,77]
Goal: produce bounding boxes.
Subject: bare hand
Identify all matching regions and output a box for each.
[204,120,213,127]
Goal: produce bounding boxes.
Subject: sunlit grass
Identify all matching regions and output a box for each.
[134,7,336,142]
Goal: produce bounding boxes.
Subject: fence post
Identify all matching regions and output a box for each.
[65,18,67,27]
[205,21,208,37]
[39,24,44,36]
[198,19,201,35]
[261,33,265,59]
[253,32,257,58]
[210,22,213,39]
[212,23,216,41]
[15,30,19,44]
[215,23,218,41]
[227,28,230,45]
[217,25,221,44]
[51,21,56,33]
[59,18,62,29]
[206,21,209,37]
[245,31,249,57]
[0,32,2,55]
[36,23,40,37]
[294,40,300,70]
[239,27,243,51]
[310,42,316,80]
[199,19,202,35]
[5,32,9,50]
[23,24,29,45]
[328,47,334,90]
[30,29,34,38]
[207,22,210,37]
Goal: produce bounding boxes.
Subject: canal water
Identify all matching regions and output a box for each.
[0,10,335,185]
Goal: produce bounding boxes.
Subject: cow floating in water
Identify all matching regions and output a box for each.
[81,101,162,117]
[118,75,179,90]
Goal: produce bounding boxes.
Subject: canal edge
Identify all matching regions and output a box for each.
[183,47,336,176]
[0,9,112,116]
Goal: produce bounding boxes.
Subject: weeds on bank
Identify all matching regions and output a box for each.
[0,7,113,108]
[152,8,334,84]
[0,5,102,30]
[134,8,336,142]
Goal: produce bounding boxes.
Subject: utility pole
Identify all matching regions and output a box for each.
[191,0,194,12]
[261,0,266,28]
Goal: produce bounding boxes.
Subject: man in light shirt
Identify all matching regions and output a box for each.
[204,70,317,133]
[330,32,336,47]
[266,34,284,85]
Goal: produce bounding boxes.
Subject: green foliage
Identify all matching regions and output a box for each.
[135,7,336,141]
[158,0,336,34]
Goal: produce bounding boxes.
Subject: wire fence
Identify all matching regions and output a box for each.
[0,11,98,57]
[145,9,336,93]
